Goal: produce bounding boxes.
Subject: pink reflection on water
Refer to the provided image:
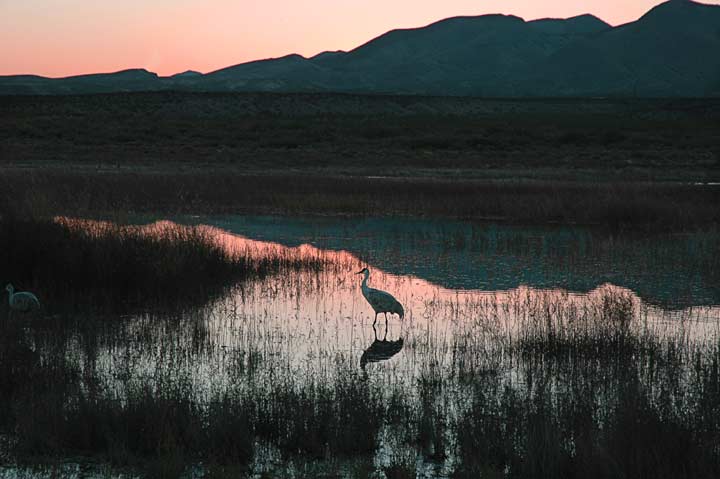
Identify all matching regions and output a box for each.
[49,216,720,473]
[54,217,719,322]
[56,217,720,383]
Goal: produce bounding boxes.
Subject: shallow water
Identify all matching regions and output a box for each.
[85,217,719,387]
[4,216,720,477]
[206,215,720,308]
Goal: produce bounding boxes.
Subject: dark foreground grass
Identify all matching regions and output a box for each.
[250,372,385,459]
[2,169,719,231]
[0,215,718,477]
[13,376,254,472]
[454,353,720,479]
[1,318,385,476]
[2,285,720,478]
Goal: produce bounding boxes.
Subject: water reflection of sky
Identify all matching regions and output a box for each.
[72,214,718,308]
[64,218,719,398]
[50,216,720,477]
[203,215,720,309]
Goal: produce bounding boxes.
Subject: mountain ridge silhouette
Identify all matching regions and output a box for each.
[2,0,718,96]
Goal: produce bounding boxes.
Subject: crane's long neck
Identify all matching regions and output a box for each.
[361,271,370,293]
[7,287,13,306]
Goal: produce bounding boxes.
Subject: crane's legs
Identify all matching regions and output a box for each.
[373,313,378,326]
[384,312,388,327]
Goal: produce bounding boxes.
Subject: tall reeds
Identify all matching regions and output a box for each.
[0,216,326,308]
[1,219,718,477]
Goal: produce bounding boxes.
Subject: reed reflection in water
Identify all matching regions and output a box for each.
[1,217,718,478]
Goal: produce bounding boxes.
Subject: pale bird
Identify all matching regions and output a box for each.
[356,268,404,325]
[5,284,40,313]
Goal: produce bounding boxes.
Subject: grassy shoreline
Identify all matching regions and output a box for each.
[2,92,718,230]
[2,169,718,231]
[0,217,325,310]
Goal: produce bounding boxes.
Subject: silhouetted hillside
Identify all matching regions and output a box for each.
[0,69,160,95]
[528,14,610,35]
[1,1,718,96]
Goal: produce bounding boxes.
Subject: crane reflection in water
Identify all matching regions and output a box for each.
[360,324,404,379]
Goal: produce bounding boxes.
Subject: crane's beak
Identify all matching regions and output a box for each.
[355,270,363,274]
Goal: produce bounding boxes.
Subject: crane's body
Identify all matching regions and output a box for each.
[6,284,40,313]
[357,268,404,325]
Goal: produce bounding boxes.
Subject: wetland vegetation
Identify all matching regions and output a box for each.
[1,93,719,230]
[0,215,718,478]
[0,217,326,309]
[2,171,719,231]
[0,93,719,478]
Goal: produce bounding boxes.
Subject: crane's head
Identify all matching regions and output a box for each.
[5,284,13,293]
[356,267,370,275]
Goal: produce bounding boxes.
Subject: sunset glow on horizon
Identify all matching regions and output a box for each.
[2,0,718,78]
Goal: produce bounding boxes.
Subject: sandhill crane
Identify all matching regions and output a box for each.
[6,284,40,314]
[356,268,404,326]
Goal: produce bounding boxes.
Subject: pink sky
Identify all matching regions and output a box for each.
[1,0,718,78]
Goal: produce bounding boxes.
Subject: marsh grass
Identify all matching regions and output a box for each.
[10,375,254,473]
[514,289,652,359]
[250,371,385,459]
[2,347,386,475]
[454,362,720,479]
[1,221,719,477]
[447,288,720,479]
[2,170,719,231]
[3,286,720,478]
[0,216,326,309]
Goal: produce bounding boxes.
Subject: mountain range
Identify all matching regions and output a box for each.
[1,0,719,97]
